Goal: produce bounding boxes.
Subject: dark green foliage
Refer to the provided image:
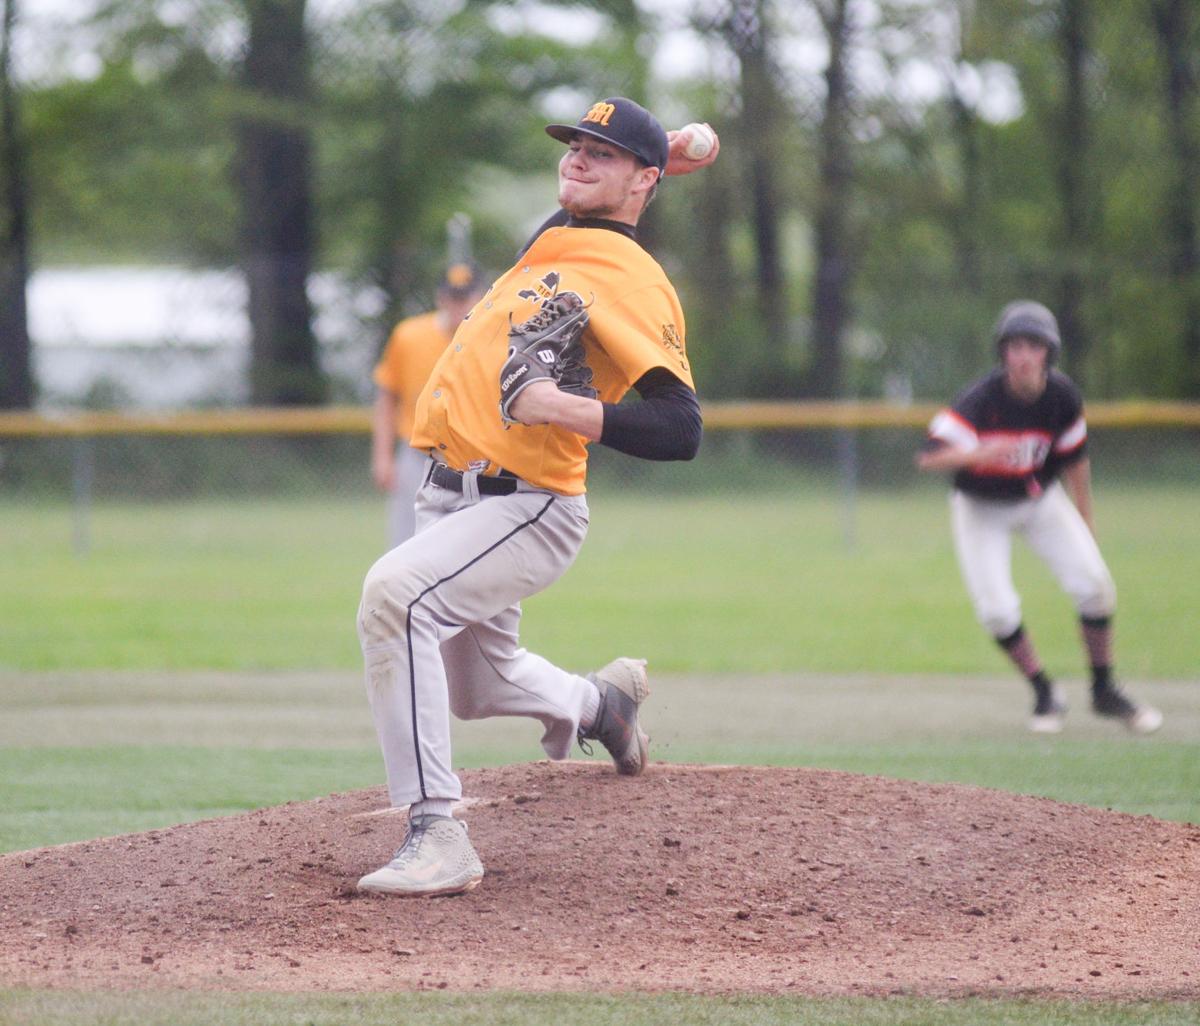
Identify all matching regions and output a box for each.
[13,0,1200,402]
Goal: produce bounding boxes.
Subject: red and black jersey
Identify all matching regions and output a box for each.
[926,369,1088,500]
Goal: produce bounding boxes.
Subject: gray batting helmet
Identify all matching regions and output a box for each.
[993,300,1061,363]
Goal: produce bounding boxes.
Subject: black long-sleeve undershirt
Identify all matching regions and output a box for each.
[599,367,702,461]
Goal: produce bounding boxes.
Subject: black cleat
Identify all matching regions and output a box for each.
[1029,684,1068,734]
[1092,685,1163,734]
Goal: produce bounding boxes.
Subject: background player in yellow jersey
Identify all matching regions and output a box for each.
[355,98,715,897]
[370,263,485,548]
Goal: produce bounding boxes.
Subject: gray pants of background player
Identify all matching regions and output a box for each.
[357,464,595,807]
[386,444,430,549]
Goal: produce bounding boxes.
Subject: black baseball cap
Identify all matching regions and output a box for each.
[546,97,669,179]
[439,261,482,298]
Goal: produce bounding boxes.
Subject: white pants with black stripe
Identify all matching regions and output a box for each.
[357,466,593,807]
[950,481,1116,639]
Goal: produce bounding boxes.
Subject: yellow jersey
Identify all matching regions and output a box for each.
[412,226,692,495]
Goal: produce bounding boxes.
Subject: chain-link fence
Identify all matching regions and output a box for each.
[1,416,1194,500]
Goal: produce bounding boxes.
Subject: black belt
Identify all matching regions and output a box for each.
[429,462,520,496]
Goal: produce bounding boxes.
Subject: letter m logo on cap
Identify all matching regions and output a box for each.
[583,102,615,127]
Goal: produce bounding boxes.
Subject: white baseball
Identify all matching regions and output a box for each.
[681,122,715,161]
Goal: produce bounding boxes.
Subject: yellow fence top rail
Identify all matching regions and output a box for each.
[1,400,1199,437]
[0,407,372,437]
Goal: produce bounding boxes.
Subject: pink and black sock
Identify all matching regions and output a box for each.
[1081,615,1114,694]
[997,624,1052,700]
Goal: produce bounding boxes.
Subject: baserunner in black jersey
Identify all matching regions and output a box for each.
[917,300,1162,735]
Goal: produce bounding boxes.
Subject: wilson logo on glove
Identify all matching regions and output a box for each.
[498,289,598,425]
[500,365,528,390]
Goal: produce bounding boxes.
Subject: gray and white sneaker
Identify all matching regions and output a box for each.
[578,657,650,776]
[1029,684,1068,734]
[1093,685,1163,735]
[357,813,484,897]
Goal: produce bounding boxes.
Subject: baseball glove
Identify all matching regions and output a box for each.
[499,292,596,424]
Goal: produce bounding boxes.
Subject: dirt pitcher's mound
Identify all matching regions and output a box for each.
[1,762,1198,997]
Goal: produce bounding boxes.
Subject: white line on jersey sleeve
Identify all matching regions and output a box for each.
[1054,414,1087,453]
[928,409,979,452]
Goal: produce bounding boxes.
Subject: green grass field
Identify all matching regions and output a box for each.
[2,991,1198,1026]
[2,483,1198,676]
[1,485,1197,1025]
[2,670,1198,853]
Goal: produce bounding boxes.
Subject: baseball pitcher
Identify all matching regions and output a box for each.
[355,98,713,896]
[917,300,1162,735]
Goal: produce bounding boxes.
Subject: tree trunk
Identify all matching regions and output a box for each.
[948,88,982,295]
[809,0,853,399]
[730,0,790,396]
[947,1,982,298]
[1151,0,1200,397]
[690,151,741,397]
[1054,0,1093,383]
[0,0,33,410]
[235,0,324,406]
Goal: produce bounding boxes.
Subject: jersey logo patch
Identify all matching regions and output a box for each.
[661,323,689,372]
[516,272,589,328]
[977,431,1053,476]
[518,272,561,303]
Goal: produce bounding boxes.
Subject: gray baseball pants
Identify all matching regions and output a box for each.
[385,443,429,549]
[357,465,594,807]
